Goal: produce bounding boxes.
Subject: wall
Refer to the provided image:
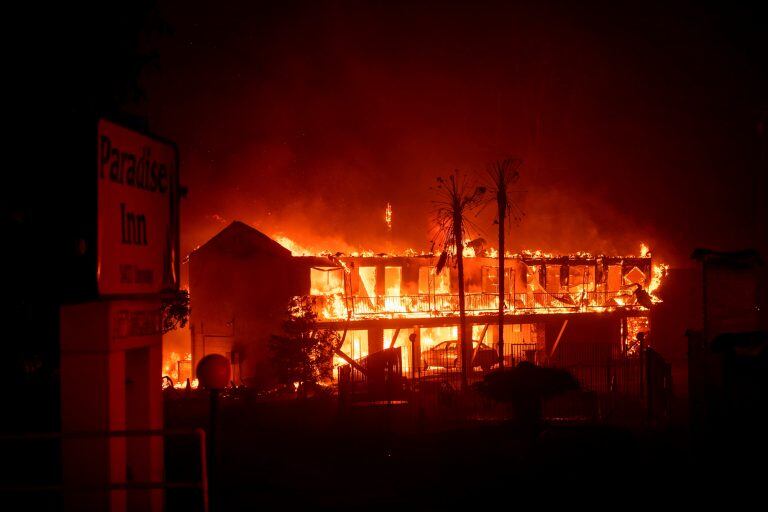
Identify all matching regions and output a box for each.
[189,223,307,388]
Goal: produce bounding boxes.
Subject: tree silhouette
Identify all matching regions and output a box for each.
[161,289,190,334]
[475,363,579,435]
[269,297,338,398]
[431,171,486,390]
[484,158,523,368]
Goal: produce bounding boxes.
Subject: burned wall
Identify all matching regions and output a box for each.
[189,221,306,387]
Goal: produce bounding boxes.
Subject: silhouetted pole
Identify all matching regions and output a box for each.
[487,158,521,369]
[196,354,231,512]
[497,179,507,368]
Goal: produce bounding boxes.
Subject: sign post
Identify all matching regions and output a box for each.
[60,119,179,512]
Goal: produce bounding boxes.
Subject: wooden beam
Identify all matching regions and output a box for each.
[334,349,367,375]
[479,323,490,342]
[472,324,491,361]
[335,324,349,351]
[333,322,367,374]
[549,319,569,358]
[388,328,401,349]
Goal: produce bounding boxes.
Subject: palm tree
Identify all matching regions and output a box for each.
[485,158,523,368]
[431,171,486,390]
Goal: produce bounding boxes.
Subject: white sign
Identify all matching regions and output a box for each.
[97,119,178,296]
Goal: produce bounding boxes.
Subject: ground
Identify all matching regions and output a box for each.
[162,391,763,511]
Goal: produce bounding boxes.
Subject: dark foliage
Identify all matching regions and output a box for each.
[475,362,579,433]
[269,297,338,396]
[161,289,190,334]
[475,362,580,403]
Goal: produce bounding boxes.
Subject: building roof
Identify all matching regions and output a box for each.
[192,221,293,260]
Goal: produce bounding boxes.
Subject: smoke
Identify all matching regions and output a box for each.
[137,1,765,272]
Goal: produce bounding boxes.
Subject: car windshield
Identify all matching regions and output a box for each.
[435,340,491,350]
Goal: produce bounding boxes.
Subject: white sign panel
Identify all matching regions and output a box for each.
[97,119,178,296]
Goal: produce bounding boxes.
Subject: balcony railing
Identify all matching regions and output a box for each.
[312,290,643,321]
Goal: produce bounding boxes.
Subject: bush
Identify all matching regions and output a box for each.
[475,362,579,432]
[269,297,339,398]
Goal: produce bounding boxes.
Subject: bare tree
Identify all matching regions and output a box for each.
[485,158,523,368]
[431,171,486,390]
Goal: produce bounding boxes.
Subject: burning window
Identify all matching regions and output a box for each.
[418,266,451,295]
[502,323,537,344]
[472,325,492,344]
[384,266,402,296]
[545,264,562,293]
[418,267,430,294]
[481,266,511,294]
[435,268,450,294]
[334,329,368,366]
[565,265,596,293]
[384,328,410,373]
[624,316,649,355]
[358,266,377,298]
[420,326,457,352]
[607,265,623,292]
[465,324,538,347]
[519,264,547,307]
[310,267,344,295]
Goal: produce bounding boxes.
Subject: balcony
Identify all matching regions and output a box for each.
[311,289,647,322]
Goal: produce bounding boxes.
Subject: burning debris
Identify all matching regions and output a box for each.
[294,238,668,323]
[162,351,198,388]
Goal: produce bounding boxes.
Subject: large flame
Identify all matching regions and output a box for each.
[385,202,392,231]
[301,242,668,322]
[163,352,198,389]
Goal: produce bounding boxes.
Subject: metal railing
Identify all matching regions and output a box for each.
[337,341,669,425]
[0,428,208,512]
[314,290,643,320]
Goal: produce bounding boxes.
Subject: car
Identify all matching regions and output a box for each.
[422,340,498,372]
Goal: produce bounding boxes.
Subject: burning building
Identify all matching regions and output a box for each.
[187,221,666,389]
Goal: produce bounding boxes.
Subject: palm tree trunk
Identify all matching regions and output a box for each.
[454,212,470,391]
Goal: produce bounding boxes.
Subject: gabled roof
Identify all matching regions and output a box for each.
[192,221,292,260]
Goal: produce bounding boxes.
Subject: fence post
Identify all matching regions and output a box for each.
[196,428,210,512]
[645,348,654,426]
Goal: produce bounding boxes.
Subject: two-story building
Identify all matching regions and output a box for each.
[189,221,660,388]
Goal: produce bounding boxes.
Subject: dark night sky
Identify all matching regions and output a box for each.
[121,1,767,267]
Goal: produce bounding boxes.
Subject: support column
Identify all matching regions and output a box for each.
[61,300,163,512]
[126,344,163,511]
[410,327,422,378]
[368,326,384,354]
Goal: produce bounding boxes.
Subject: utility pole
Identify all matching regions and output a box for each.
[497,176,507,368]
[486,158,522,368]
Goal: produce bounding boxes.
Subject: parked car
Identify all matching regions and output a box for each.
[422,340,497,372]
